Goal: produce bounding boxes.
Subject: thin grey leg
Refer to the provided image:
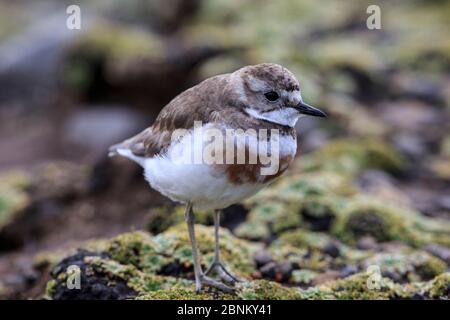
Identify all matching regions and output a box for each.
[204,210,242,283]
[186,204,235,293]
[185,202,202,292]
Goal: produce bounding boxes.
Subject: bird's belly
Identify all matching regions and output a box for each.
[142,125,297,210]
[143,158,265,210]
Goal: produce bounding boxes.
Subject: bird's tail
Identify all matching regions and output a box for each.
[108,142,123,157]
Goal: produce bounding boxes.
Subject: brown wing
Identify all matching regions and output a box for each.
[108,75,228,158]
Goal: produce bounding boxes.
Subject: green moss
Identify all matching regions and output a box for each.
[425,273,450,299]
[146,206,216,235]
[247,171,355,205]
[106,231,155,269]
[70,23,164,61]
[303,272,396,300]
[362,251,446,282]
[235,201,301,240]
[64,22,165,90]
[234,221,270,241]
[277,229,331,251]
[309,38,384,73]
[45,279,58,299]
[156,224,258,276]
[146,206,183,235]
[331,198,423,246]
[136,288,219,300]
[89,224,258,278]
[299,138,405,176]
[0,171,30,229]
[237,280,303,300]
[292,270,319,285]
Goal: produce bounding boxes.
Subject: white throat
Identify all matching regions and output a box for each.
[245,107,300,127]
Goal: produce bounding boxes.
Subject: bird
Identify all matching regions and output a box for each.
[109,63,326,293]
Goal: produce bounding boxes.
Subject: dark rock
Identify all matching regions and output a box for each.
[300,204,335,232]
[222,204,249,231]
[322,240,341,258]
[158,261,193,279]
[276,261,294,283]
[259,261,293,283]
[49,250,137,300]
[345,211,388,241]
[254,250,274,268]
[259,262,277,279]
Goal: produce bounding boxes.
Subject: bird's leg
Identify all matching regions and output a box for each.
[185,202,202,292]
[185,203,234,293]
[204,210,242,283]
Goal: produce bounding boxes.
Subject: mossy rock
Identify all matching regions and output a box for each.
[332,198,421,246]
[46,224,260,299]
[86,224,258,278]
[138,280,305,300]
[299,138,405,177]
[46,251,138,300]
[277,229,332,251]
[64,22,165,90]
[302,272,397,300]
[239,190,347,240]
[423,273,450,299]
[237,280,303,300]
[234,201,301,240]
[272,228,370,272]
[136,288,231,300]
[362,251,447,283]
[291,269,319,285]
[246,171,355,205]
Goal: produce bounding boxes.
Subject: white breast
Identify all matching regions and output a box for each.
[120,123,297,210]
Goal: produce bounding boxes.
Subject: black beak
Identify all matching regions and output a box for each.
[294,102,327,117]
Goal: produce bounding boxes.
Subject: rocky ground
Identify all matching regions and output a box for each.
[0,0,449,299]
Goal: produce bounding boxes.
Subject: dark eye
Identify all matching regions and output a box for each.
[264,91,279,101]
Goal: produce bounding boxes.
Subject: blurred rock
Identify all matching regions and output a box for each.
[254,250,274,268]
[0,8,95,104]
[322,240,341,258]
[356,236,379,251]
[393,133,428,160]
[425,244,450,265]
[63,106,146,158]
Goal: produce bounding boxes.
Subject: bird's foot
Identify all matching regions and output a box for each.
[196,274,235,294]
[204,260,243,284]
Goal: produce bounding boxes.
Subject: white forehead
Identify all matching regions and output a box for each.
[282,89,302,105]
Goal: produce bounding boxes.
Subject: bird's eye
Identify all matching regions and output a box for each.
[264,91,279,102]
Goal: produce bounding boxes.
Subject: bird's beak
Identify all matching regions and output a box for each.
[294,101,327,117]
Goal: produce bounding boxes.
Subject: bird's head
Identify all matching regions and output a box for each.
[233,63,326,127]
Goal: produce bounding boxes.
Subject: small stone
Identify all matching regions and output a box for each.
[340,265,359,278]
[322,240,341,258]
[276,261,293,283]
[425,244,450,265]
[356,236,379,251]
[254,250,274,268]
[259,261,277,279]
[312,271,341,285]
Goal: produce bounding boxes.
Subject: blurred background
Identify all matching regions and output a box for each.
[0,0,449,299]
